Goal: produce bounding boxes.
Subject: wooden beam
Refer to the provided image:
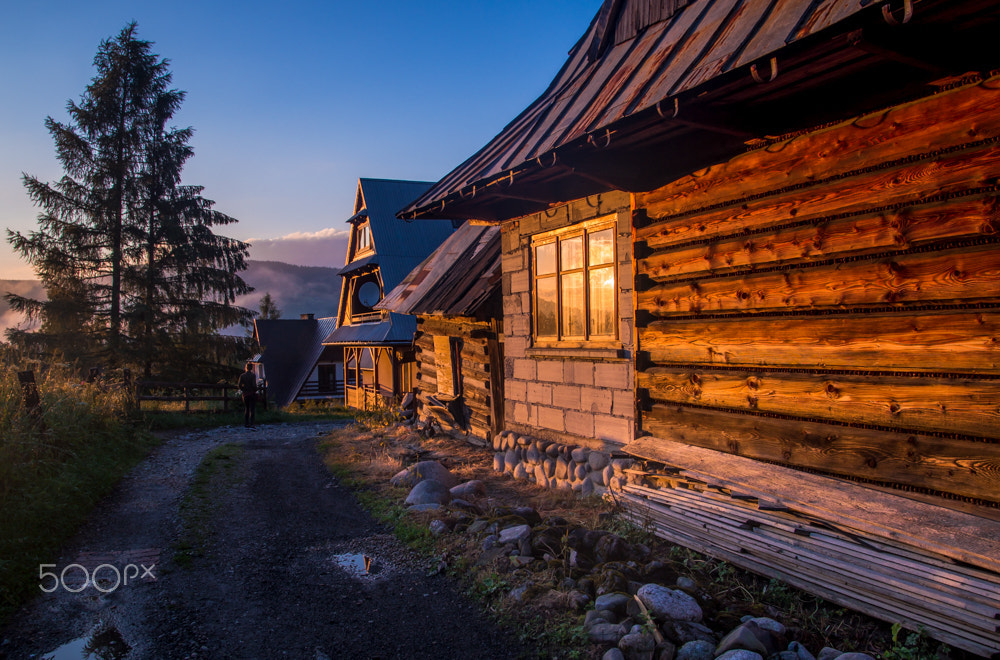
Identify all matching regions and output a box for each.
[623,436,1000,573]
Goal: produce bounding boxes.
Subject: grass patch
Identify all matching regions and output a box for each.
[141,400,354,431]
[0,356,157,626]
[172,443,245,566]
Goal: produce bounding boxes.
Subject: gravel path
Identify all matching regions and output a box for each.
[0,422,521,659]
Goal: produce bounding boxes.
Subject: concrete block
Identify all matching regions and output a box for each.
[565,410,595,438]
[552,384,581,409]
[594,414,631,444]
[537,406,565,433]
[581,387,613,414]
[512,358,536,381]
[505,335,528,359]
[507,379,527,402]
[612,389,634,417]
[536,360,564,382]
[594,362,629,390]
[527,381,552,406]
[510,270,530,294]
[565,361,594,387]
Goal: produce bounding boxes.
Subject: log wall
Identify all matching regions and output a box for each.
[414,315,501,442]
[633,75,1000,505]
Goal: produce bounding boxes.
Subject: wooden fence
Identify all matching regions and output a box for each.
[136,380,266,413]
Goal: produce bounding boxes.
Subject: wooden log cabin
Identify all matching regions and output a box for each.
[378,222,504,442]
[398,0,1000,654]
[323,178,459,410]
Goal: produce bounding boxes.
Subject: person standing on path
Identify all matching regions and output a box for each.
[238,363,257,428]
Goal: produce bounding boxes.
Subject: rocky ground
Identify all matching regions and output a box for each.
[319,422,960,660]
[0,421,521,659]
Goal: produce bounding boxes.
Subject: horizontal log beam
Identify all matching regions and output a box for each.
[636,76,1000,220]
[638,367,1000,439]
[638,196,999,283]
[639,312,1000,374]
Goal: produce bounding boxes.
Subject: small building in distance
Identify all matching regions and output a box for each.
[378,222,503,443]
[251,314,340,407]
[323,178,459,410]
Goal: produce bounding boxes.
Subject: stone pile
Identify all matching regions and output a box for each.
[390,457,878,660]
[491,430,633,496]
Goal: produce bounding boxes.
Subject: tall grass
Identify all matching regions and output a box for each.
[0,350,156,625]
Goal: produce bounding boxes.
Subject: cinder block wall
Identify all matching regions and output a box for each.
[501,191,635,450]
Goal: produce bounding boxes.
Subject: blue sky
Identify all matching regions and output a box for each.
[0,0,601,278]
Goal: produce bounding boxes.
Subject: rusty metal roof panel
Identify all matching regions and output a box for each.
[377,223,501,317]
[399,0,880,220]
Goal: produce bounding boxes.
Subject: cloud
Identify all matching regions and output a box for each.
[247,227,350,269]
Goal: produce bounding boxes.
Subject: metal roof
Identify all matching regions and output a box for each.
[336,254,378,276]
[400,0,1000,222]
[322,312,417,346]
[350,178,459,291]
[377,223,501,318]
[253,316,338,407]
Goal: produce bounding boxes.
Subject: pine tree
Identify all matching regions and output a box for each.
[258,293,281,320]
[7,23,252,378]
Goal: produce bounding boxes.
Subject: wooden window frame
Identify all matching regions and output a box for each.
[530,216,618,348]
[355,221,374,256]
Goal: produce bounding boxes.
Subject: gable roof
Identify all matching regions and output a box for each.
[400,0,1000,222]
[377,222,501,318]
[253,316,337,407]
[350,178,459,290]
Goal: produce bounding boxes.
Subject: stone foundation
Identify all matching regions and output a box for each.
[491,430,633,496]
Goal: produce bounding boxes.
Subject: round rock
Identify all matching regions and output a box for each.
[637,583,703,623]
[676,640,715,660]
[404,479,452,506]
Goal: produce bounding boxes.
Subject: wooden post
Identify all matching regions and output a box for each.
[17,370,41,415]
[184,384,190,413]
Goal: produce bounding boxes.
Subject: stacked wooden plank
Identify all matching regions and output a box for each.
[621,482,1000,657]
[619,437,1000,657]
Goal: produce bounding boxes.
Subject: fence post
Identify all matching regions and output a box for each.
[17,370,41,416]
[184,384,190,413]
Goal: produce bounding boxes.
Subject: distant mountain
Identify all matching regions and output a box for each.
[0,260,342,339]
[238,260,341,320]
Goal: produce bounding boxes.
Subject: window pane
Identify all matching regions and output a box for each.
[535,242,556,276]
[561,272,585,337]
[536,276,557,337]
[589,228,614,266]
[561,236,584,270]
[589,266,616,336]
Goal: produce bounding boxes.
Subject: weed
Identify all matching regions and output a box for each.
[882,624,950,660]
[172,443,245,565]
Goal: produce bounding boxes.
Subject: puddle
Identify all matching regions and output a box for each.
[42,626,130,660]
[331,552,379,577]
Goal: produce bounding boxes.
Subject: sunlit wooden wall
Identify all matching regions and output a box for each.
[633,75,1000,504]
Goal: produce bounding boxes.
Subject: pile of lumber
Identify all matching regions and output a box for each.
[620,481,1000,657]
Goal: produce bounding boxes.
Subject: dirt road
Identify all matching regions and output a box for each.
[0,422,521,659]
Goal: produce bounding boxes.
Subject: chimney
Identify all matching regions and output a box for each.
[301,313,315,320]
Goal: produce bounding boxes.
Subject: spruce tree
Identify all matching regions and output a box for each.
[7,23,252,378]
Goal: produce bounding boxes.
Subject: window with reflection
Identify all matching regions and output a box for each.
[532,220,616,342]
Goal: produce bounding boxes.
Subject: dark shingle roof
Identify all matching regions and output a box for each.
[253,317,337,407]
